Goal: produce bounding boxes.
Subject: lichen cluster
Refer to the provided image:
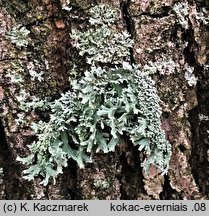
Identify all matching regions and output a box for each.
[17,64,171,185]
[6,25,30,47]
[16,4,171,185]
[70,4,133,65]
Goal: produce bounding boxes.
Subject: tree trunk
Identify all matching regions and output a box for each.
[0,0,209,200]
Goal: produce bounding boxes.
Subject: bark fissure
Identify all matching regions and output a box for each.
[133,7,171,19]
[120,0,135,65]
[117,144,145,199]
[0,119,31,199]
[160,175,182,200]
[189,72,209,197]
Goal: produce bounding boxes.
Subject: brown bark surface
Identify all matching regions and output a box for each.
[0,0,209,200]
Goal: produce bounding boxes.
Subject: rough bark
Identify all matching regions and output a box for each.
[0,0,209,200]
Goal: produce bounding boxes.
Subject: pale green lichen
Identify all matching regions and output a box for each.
[142,56,197,86]
[17,4,171,185]
[173,1,189,29]
[6,59,48,129]
[143,57,177,75]
[19,95,51,112]
[15,113,26,126]
[71,28,133,65]
[70,4,133,65]
[6,26,30,48]
[93,179,110,189]
[88,4,118,26]
[18,64,171,185]
[184,66,197,86]
[199,114,209,122]
[5,61,25,85]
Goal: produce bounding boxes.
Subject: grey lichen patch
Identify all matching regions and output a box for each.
[184,66,197,86]
[142,56,177,76]
[4,5,69,98]
[16,4,170,186]
[133,4,197,110]
[199,114,209,122]
[143,56,197,88]
[70,3,133,66]
[131,1,204,200]
[4,0,71,95]
[6,26,30,48]
[5,58,51,116]
[173,1,190,29]
[93,179,110,189]
[0,168,4,184]
[174,1,209,31]
[17,64,171,185]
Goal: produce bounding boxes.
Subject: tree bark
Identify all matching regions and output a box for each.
[0,0,209,200]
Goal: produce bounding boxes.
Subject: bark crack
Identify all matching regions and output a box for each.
[133,6,171,19]
[120,0,135,65]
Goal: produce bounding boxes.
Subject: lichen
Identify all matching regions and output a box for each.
[16,4,170,185]
[93,179,110,190]
[6,25,30,48]
[142,55,197,87]
[70,4,133,65]
[184,66,197,86]
[173,1,190,29]
[0,168,4,184]
[17,64,171,185]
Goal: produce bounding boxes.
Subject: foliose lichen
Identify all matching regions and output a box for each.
[93,179,110,189]
[17,4,171,185]
[6,25,30,48]
[70,4,133,65]
[17,64,171,185]
[142,55,197,86]
[173,1,190,29]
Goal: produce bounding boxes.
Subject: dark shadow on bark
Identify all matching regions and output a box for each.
[188,65,209,198]
[160,175,183,200]
[117,138,146,199]
[60,159,78,199]
[0,119,33,199]
[120,0,136,65]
